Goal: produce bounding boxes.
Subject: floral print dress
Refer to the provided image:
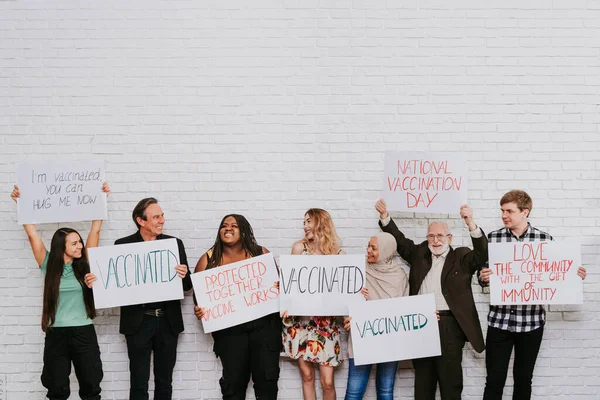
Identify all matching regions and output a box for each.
[282,315,342,366]
[281,246,343,367]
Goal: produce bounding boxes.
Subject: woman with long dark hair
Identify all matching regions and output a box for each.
[193,214,281,400]
[281,208,345,400]
[11,183,109,400]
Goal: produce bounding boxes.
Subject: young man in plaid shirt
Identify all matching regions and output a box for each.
[479,190,587,400]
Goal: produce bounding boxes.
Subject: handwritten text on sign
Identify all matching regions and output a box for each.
[382,152,467,214]
[191,253,279,333]
[488,241,582,305]
[16,160,107,224]
[349,294,441,365]
[88,239,183,309]
[279,254,366,316]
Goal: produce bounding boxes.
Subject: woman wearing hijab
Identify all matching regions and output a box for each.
[343,231,409,400]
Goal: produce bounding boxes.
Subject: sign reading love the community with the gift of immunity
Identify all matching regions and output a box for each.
[489,241,582,305]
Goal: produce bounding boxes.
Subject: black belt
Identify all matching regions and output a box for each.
[144,308,164,317]
[438,310,453,317]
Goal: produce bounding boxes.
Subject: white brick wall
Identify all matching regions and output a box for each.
[1,0,599,399]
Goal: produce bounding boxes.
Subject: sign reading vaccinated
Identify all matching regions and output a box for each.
[382,152,467,214]
[279,254,366,316]
[349,294,441,365]
[16,160,108,224]
[88,239,184,309]
[191,253,280,333]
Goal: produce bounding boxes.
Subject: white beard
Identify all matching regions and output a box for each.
[428,243,449,256]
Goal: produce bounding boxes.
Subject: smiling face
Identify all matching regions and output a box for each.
[427,222,452,256]
[366,237,379,263]
[63,232,83,262]
[303,213,315,240]
[501,201,529,231]
[138,203,165,238]
[220,216,241,245]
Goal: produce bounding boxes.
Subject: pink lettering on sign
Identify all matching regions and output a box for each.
[385,156,464,210]
[493,242,576,305]
[202,260,279,321]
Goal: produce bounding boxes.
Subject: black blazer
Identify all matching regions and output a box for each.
[380,218,488,353]
[114,231,192,335]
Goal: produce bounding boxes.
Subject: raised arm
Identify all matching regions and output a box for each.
[24,224,47,266]
[376,199,418,263]
[85,182,110,250]
[86,220,103,249]
[459,204,489,273]
[11,185,47,265]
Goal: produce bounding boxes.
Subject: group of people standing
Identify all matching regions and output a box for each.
[11,184,587,400]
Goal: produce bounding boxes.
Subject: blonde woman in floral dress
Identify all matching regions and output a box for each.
[282,208,344,400]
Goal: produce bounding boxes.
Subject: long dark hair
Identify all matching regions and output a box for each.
[42,228,96,332]
[206,214,263,269]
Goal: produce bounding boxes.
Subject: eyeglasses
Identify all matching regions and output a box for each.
[426,234,451,241]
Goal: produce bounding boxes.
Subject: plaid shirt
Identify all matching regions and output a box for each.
[486,223,553,333]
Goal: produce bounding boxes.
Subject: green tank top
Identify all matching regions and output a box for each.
[41,253,92,327]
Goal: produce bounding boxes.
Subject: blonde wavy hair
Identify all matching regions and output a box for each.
[301,208,341,255]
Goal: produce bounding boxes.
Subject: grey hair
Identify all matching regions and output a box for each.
[428,221,451,235]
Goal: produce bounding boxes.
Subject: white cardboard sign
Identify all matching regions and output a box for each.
[88,239,184,309]
[349,294,441,365]
[191,253,280,333]
[489,241,583,305]
[382,152,467,214]
[279,254,366,316]
[16,160,108,224]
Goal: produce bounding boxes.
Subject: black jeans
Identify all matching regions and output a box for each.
[125,314,179,400]
[212,313,281,400]
[41,324,103,400]
[483,325,544,400]
[413,314,467,400]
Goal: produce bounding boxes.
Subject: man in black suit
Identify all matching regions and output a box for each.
[115,197,192,400]
[376,199,488,400]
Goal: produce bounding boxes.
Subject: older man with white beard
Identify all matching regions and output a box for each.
[375,200,488,400]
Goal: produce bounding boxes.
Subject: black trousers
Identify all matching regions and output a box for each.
[413,314,467,400]
[125,314,179,400]
[212,313,281,400]
[41,324,103,400]
[483,325,544,400]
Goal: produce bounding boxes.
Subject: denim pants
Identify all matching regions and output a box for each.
[41,324,103,400]
[344,358,398,400]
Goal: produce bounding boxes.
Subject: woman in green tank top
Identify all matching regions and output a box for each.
[11,183,109,400]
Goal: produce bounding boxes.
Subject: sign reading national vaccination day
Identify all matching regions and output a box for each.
[382,152,467,214]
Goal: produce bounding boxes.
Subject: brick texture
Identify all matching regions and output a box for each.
[1,1,599,399]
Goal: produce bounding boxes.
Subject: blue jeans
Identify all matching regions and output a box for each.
[344,358,398,400]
